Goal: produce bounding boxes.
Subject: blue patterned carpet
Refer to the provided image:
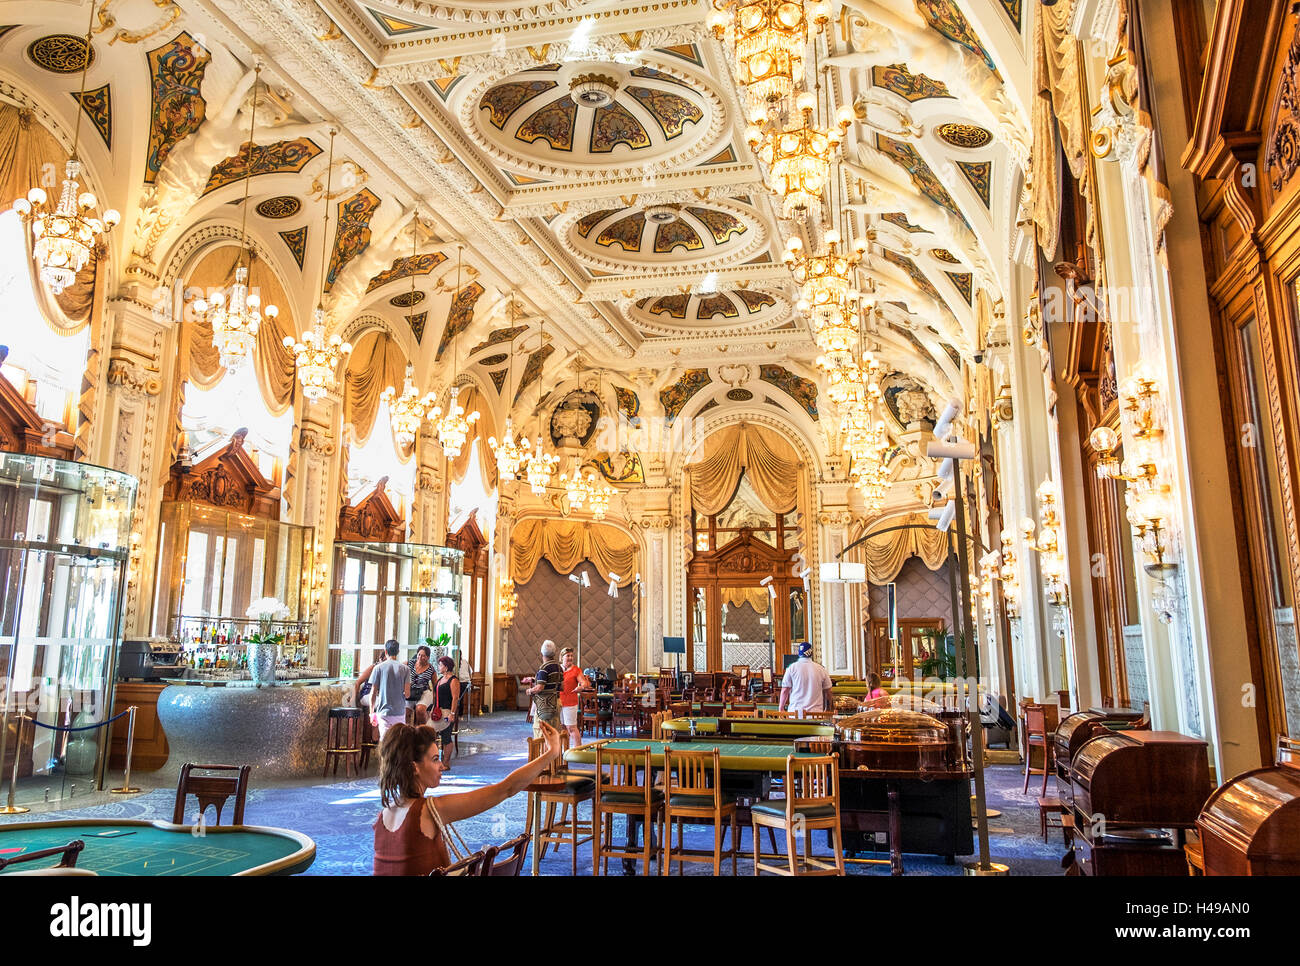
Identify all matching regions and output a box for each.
[0,712,1066,875]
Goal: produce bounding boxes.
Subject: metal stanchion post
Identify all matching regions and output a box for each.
[0,714,30,814]
[110,705,140,794]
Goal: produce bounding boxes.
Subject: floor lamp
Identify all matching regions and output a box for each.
[569,570,590,665]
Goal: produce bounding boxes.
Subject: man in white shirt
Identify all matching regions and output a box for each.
[779,642,833,715]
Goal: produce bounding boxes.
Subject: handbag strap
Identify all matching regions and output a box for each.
[424,796,471,861]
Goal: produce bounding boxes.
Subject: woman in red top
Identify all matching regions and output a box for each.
[373,720,561,875]
[558,647,591,749]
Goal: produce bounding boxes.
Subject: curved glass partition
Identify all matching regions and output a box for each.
[0,453,137,806]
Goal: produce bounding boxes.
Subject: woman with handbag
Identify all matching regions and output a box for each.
[429,656,461,765]
[373,719,561,875]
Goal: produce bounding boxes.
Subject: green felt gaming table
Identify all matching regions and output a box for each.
[687,702,780,712]
[659,717,834,739]
[0,820,315,876]
[566,737,818,772]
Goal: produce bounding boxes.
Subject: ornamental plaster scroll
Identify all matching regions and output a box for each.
[299,426,337,456]
[211,0,630,360]
[130,63,322,270]
[455,57,730,182]
[106,358,163,400]
[95,0,183,46]
[372,22,707,87]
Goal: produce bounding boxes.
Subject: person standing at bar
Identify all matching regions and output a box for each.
[370,640,411,739]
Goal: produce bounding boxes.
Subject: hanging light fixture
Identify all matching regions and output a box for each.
[561,463,589,510]
[383,214,435,445]
[587,473,615,520]
[523,316,559,494]
[14,1,120,294]
[710,0,830,110]
[284,129,351,398]
[488,295,528,481]
[431,245,480,459]
[192,66,280,372]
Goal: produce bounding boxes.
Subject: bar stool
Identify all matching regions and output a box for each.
[324,707,362,779]
[662,746,738,875]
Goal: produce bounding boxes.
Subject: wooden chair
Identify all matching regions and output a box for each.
[668,701,691,719]
[728,707,758,719]
[695,672,716,699]
[650,709,672,740]
[1022,704,1056,797]
[0,839,85,873]
[480,832,530,876]
[430,851,486,876]
[1038,796,1068,843]
[593,744,664,875]
[700,701,727,717]
[799,710,835,722]
[657,668,677,692]
[760,708,796,719]
[525,734,596,876]
[448,680,471,759]
[750,753,845,876]
[173,763,250,827]
[612,692,639,736]
[579,692,605,736]
[662,746,739,875]
[731,665,750,689]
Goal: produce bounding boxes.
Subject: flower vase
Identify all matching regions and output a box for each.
[248,636,279,687]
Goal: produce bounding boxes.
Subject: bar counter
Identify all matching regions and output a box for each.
[155,676,351,779]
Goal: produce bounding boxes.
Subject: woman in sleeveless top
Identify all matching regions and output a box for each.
[373,719,562,875]
[431,656,461,764]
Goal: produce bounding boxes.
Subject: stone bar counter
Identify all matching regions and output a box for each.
[155,676,352,779]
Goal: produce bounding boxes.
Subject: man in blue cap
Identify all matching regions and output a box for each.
[779,641,832,716]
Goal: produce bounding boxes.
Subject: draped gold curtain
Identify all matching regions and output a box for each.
[448,385,498,491]
[688,422,801,515]
[344,330,407,444]
[855,513,951,583]
[0,103,95,327]
[511,518,636,588]
[721,587,770,612]
[182,245,297,414]
[1032,0,1086,260]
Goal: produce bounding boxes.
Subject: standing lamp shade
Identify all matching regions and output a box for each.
[820,560,866,583]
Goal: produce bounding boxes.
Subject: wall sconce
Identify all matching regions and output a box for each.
[1022,477,1069,608]
[1087,364,1179,621]
[499,576,518,627]
[978,551,999,625]
[416,549,434,591]
[998,529,1021,619]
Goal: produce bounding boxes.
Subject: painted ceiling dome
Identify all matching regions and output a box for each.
[464,61,725,178]
[560,199,766,273]
[627,289,788,337]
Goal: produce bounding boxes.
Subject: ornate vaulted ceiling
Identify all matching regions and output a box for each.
[0,0,1031,510]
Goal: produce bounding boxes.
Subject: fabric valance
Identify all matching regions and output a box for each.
[721,586,771,612]
[344,330,407,445]
[688,422,801,516]
[511,518,636,588]
[1031,0,1086,260]
[447,385,498,491]
[855,513,951,584]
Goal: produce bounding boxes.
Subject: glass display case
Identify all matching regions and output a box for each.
[150,502,314,668]
[328,542,465,678]
[0,453,137,805]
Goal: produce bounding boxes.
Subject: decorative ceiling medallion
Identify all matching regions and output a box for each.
[726,388,754,402]
[956,160,992,208]
[278,226,307,269]
[759,365,818,420]
[930,248,961,263]
[936,122,992,149]
[560,199,765,274]
[875,134,968,227]
[660,368,712,424]
[615,385,641,425]
[256,196,302,219]
[487,368,509,393]
[479,353,509,367]
[28,34,94,74]
[627,289,786,338]
[871,64,952,102]
[72,84,112,150]
[390,290,426,308]
[465,61,725,180]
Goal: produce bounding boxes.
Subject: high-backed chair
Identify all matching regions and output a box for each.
[750,753,845,876]
[593,744,663,875]
[173,763,251,827]
[662,746,739,875]
[1022,704,1057,797]
[480,832,530,876]
[429,852,485,876]
[525,734,596,876]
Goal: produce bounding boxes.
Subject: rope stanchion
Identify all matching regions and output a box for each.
[0,714,30,815]
[110,706,139,794]
[26,707,132,732]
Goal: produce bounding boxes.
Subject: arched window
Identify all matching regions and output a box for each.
[346,394,416,516]
[0,209,89,428]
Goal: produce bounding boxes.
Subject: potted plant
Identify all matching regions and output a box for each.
[246,597,289,687]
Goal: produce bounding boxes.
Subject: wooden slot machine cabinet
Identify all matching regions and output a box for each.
[1068,730,1212,875]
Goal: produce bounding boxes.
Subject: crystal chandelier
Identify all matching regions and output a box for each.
[587,476,615,520]
[13,1,120,294]
[525,434,559,495]
[432,246,480,459]
[561,468,589,510]
[286,128,351,398]
[196,67,279,373]
[383,364,433,447]
[498,576,518,627]
[785,230,863,322]
[488,300,528,480]
[709,0,830,108]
